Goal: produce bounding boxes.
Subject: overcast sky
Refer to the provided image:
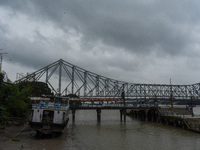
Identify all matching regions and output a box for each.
[1,0,200,85]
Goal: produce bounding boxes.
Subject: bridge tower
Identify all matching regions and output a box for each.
[0,49,7,73]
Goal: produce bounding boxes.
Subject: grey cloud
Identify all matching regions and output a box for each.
[1,0,200,84]
[29,1,197,55]
[1,0,195,55]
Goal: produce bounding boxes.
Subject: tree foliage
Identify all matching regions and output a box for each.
[0,73,32,120]
[18,81,53,96]
[6,84,32,117]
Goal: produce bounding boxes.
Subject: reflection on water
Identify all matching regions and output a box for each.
[2,108,200,150]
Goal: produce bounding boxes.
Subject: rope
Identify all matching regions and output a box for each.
[10,122,29,141]
[183,119,191,129]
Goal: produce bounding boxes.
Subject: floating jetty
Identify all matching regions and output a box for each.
[127,106,200,133]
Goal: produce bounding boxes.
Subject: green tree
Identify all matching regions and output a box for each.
[19,81,53,96]
[0,73,3,85]
[7,84,32,118]
[0,106,7,129]
[0,73,32,120]
[0,73,9,127]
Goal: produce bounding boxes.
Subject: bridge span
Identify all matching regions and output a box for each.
[16,59,200,100]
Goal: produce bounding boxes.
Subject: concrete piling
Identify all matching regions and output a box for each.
[97,108,101,122]
[72,109,76,122]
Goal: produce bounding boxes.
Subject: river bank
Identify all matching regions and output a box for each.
[0,123,35,150]
[0,123,29,140]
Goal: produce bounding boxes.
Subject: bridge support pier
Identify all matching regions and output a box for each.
[145,110,148,121]
[72,109,76,122]
[97,108,101,122]
[120,109,126,122]
[120,110,123,121]
[124,109,126,122]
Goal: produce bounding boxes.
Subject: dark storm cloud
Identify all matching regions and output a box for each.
[1,0,200,84]
[1,0,197,55]
[29,0,199,55]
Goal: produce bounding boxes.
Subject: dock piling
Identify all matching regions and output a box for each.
[72,109,76,122]
[97,108,101,122]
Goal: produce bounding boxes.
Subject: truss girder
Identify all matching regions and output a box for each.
[15,59,200,100]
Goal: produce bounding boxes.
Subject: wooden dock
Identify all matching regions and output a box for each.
[127,106,200,133]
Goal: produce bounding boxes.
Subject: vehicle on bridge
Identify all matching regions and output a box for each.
[29,96,70,136]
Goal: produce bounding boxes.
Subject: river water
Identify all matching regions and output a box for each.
[2,108,200,150]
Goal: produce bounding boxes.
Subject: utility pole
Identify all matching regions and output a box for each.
[190,96,195,117]
[0,49,8,73]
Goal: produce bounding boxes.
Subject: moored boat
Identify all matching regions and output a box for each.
[29,96,70,135]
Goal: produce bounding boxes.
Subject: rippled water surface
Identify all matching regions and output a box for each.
[2,109,200,150]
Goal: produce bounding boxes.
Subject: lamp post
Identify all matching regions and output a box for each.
[121,91,126,122]
[170,79,173,108]
[190,96,194,117]
[154,96,158,108]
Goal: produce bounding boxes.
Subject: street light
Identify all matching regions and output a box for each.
[169,78,174,108]
[154,95,158,108]
[190,96,195,117]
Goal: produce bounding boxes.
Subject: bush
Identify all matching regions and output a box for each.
[7,84,32,118]
[0,73,32,119]
[0,106,8,128]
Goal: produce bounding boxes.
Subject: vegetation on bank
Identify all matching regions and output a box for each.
[0,73,32,127]
[0,73,53,128]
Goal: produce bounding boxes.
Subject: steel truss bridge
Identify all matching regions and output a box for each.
[15,59,200,100]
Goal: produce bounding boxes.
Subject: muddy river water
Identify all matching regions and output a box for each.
[1,108,200,150]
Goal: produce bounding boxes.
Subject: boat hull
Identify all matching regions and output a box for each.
[30,118,69,134]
